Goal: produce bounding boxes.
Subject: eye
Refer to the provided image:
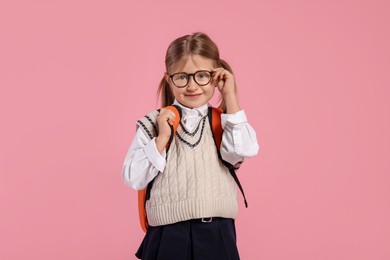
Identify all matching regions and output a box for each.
[196,71,210,80]
[173,73,188,81]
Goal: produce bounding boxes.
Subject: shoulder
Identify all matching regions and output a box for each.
[136,109,160,140]
[137,109,160,123]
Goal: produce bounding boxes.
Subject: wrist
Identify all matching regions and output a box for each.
[156,134,170,143]
[222,91,236,99]
[224,93,240,114]
[155,135,170,154]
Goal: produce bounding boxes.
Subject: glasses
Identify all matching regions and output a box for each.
[169,70,215,88]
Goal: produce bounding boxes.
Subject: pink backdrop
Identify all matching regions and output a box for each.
[1,0,389,259]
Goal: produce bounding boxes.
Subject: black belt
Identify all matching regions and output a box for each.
[190,217,224,223]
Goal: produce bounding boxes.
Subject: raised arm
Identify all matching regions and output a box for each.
[121,127,166,190]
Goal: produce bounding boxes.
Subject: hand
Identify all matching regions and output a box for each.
[156,108,176,148]
[211,67,236,97]
[211,67,240,114]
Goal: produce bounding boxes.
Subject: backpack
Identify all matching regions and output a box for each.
[137,105,248,232]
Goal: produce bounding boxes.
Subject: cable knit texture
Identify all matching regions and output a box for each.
[136,109,238,226]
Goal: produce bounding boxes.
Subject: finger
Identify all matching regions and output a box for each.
[211,70,222,84]
[218,79,225,89]
[211,67,224,72]
[212,68,228,81]
[159,109,174,118]
[166,110,176,121]
[214,73,226,85]
[162,110,176,123]
[211,67,222,77]
[162,116,172,126]
[167,111,177,125]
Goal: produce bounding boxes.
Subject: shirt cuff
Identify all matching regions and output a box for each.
[221,109,248,129]
[144,137,166,172]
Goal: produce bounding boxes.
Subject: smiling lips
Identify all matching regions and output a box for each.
[185,93,202,98]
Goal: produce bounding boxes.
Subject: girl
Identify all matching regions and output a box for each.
[122,32,259,260]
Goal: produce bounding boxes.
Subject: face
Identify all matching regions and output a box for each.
[164,55,216,109]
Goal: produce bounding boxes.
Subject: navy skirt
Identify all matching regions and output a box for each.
[135,217,240,260]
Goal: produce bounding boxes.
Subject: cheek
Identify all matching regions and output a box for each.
[172,88,185,98]
[208,86,215,97]
[169,85,180,97]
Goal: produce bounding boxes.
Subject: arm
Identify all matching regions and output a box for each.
[121,127,167,190]
[211,68,259,165]
[122,108,176,190]
[220,110,260,166]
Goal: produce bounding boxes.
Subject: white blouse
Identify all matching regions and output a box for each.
[122,99,260,190]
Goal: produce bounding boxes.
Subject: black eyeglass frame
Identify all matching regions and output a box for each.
[168,70,215,88]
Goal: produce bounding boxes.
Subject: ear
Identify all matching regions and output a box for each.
[164,72,170,82]
[164,72,174,92]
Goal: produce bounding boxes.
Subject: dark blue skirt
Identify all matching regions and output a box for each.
[135,217,240,260]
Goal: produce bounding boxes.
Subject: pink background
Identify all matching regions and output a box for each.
[1,0,389,259]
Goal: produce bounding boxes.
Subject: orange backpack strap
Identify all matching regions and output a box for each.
[210,107,223,149]
[208,107,248,208]
[137,189,148,232]
[163,105,181,149]
[137,105,181,232]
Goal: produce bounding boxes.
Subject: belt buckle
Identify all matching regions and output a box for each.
[201,217,213,223]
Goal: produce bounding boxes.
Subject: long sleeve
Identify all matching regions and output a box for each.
[122,108,259,190]
[121,127,167,190]
[220,110,259,166]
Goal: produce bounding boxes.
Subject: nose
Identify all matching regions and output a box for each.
[186,76,198,91]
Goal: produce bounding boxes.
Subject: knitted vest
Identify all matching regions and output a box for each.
[137,109,238,226]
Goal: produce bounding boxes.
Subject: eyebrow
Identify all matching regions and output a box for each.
[171,69,212,74]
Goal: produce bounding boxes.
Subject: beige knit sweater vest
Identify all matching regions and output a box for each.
[137,109,238,226]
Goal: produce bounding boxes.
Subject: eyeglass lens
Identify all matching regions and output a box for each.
[172,71,212,87]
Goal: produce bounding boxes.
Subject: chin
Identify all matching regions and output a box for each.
[186,101,205,108]
[179,95,211,108]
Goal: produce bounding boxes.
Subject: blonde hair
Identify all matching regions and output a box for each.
[157,32,236,112]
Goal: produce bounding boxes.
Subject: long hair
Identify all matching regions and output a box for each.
[157,32,236,112]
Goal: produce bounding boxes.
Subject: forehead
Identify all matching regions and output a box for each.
[170,55,215,73]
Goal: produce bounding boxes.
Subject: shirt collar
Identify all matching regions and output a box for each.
[172,99,209,118]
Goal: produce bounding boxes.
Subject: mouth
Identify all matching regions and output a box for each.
[185,93,203,99]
